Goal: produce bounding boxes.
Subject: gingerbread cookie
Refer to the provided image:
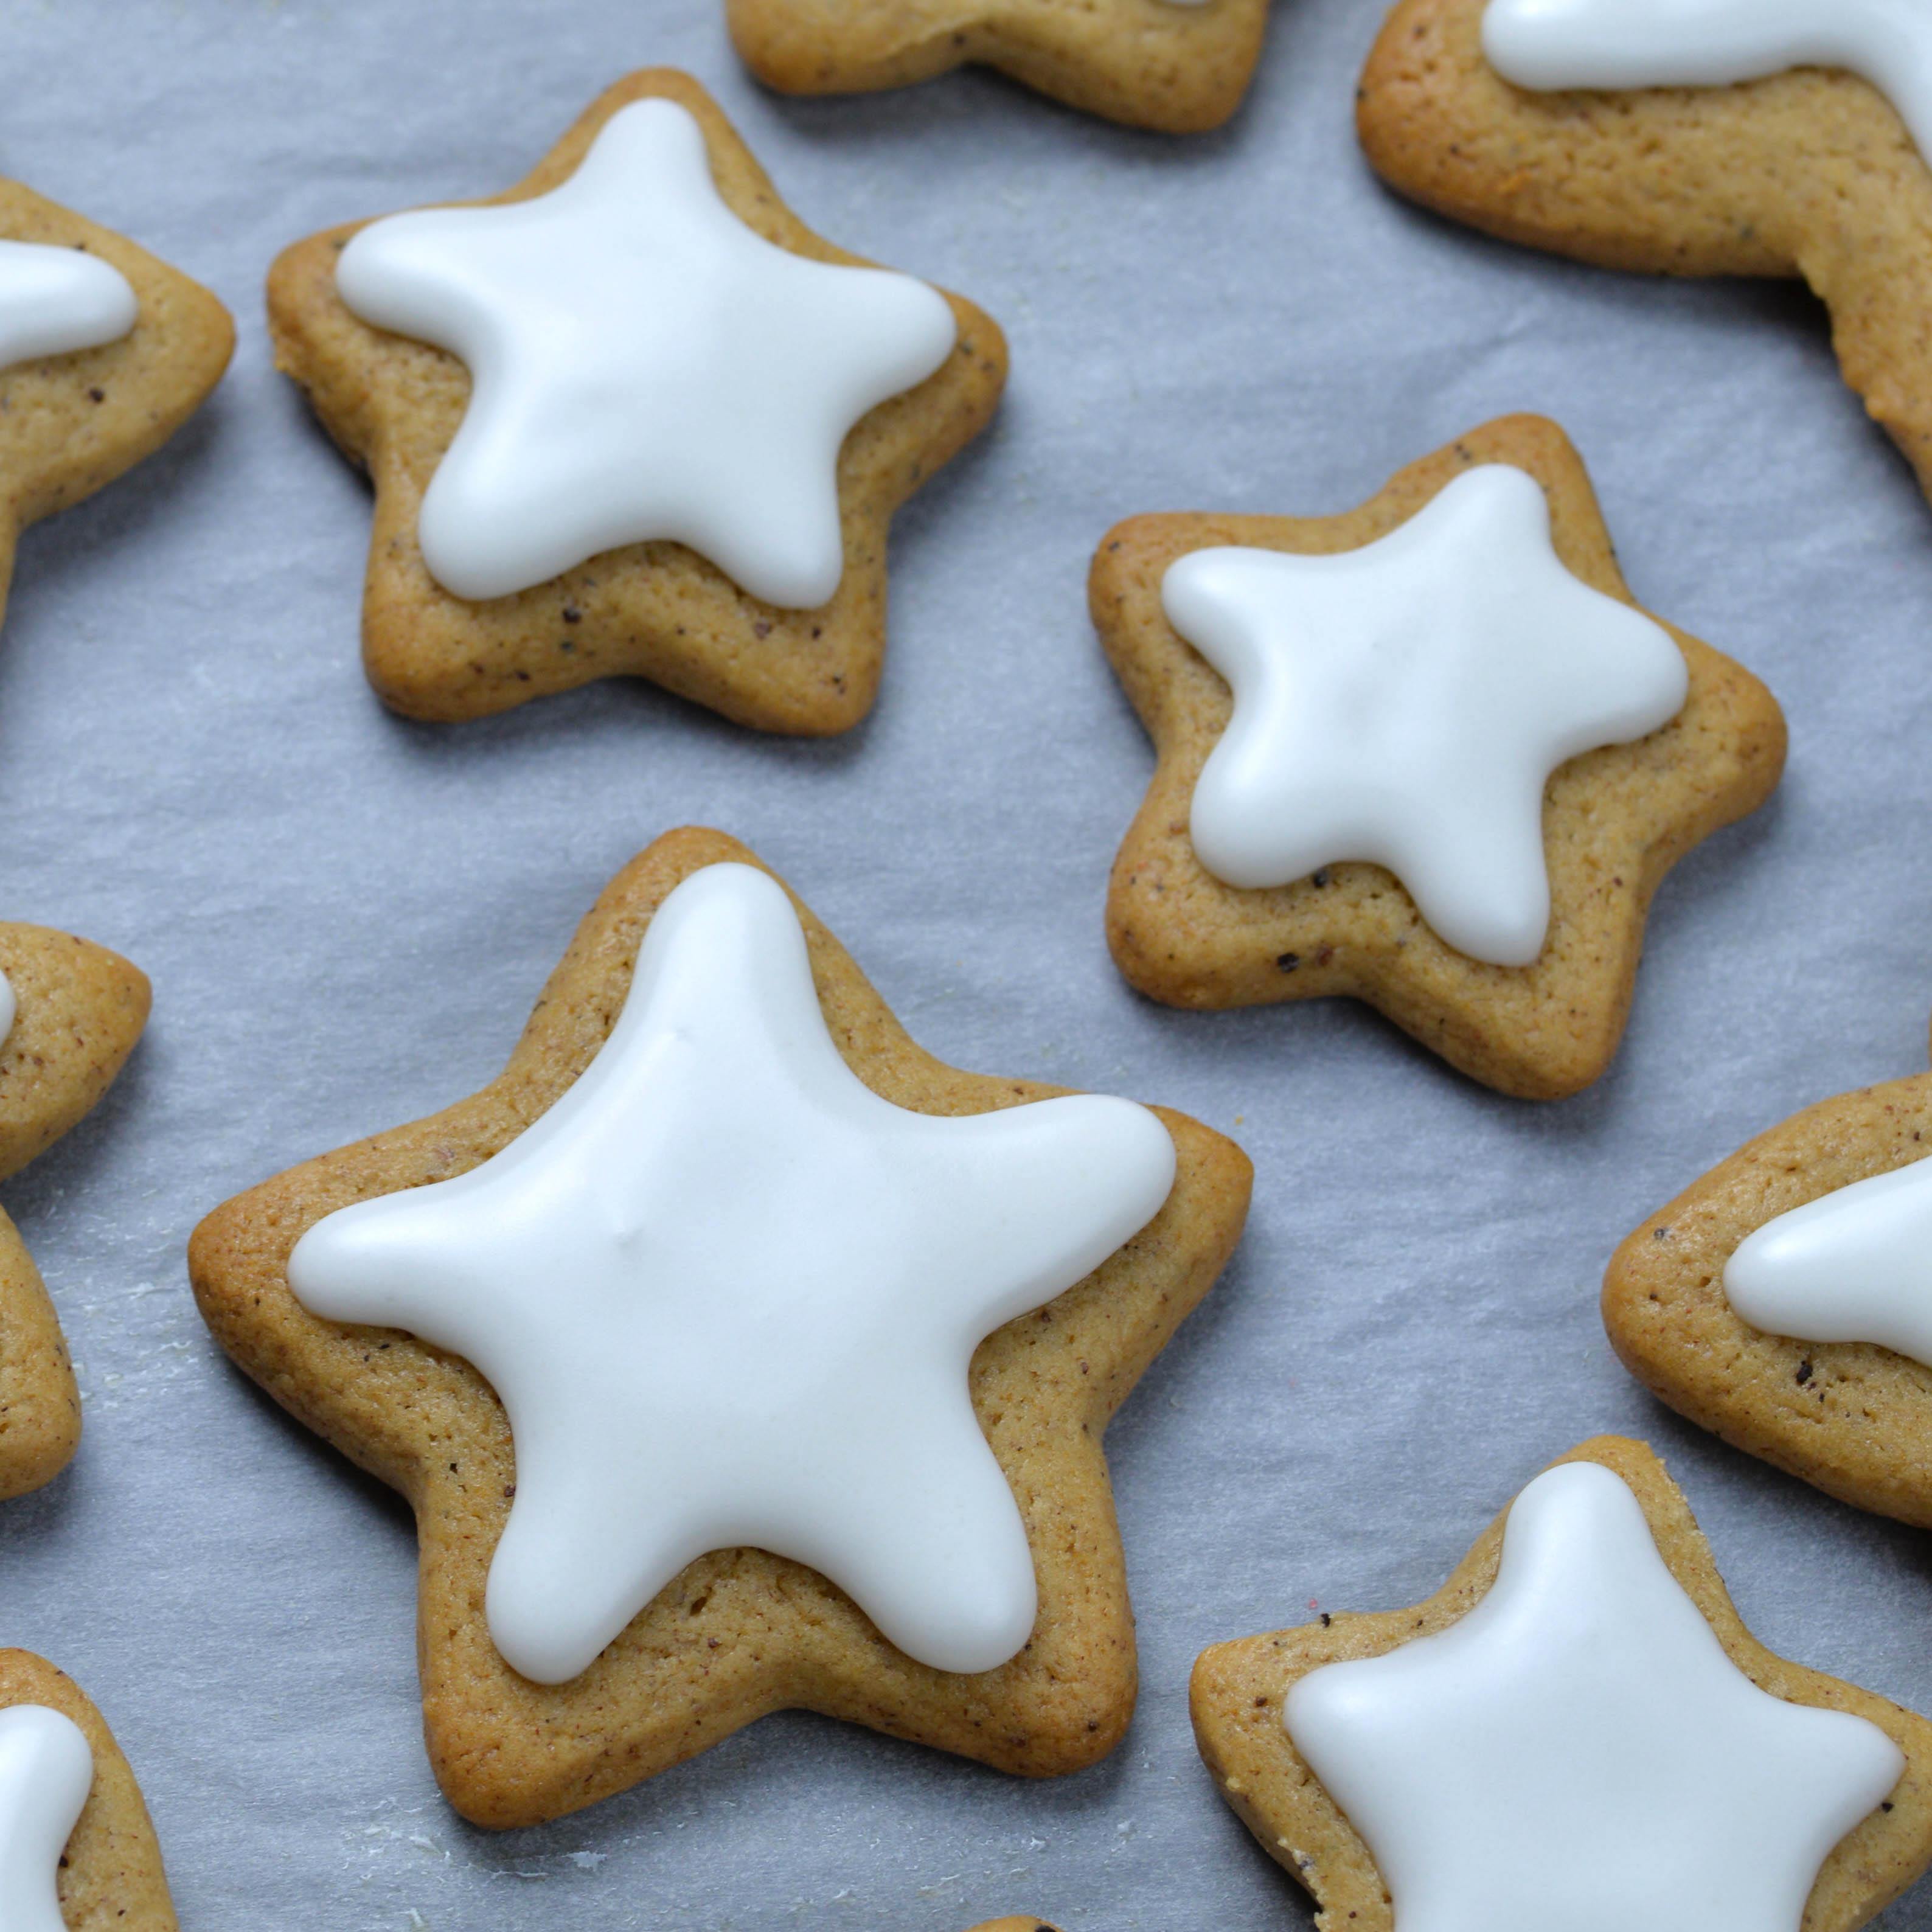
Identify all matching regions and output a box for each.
[1094,415,1784,1100]
[268,71,1006,735]
[1605,1014,1932,1529]
[0,925,149,1499]
[1356,0,1932,502]
[189,826,1251,1826]
[1192,1435,1932,1931]
[727,0,1270,134]
[0,182,231,633]
[970,1922,1061,1931]
[0,1650,175,1931]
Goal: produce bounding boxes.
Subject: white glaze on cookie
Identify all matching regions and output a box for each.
[1725,1154,1932,1366]
[1162,465,1687,966]
[0,1704,94,1932]
[0,240,136,372]
[1285,1461,1901,1931]
[0,969,17,1053]
[289,861,1176,1685]
[1483,0,1932,162]
[335,97,958,608]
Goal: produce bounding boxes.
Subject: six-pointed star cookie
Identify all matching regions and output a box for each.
[0,181,231,635]
[1606,1008,1932,1530]
[1093,415,1785,1099]
[1357,0,1932,510]
[0,1651,176,1932]
[189,825,1252,1826]
[268,69,1007,734]
[1191,1436,1932,1932]
[727,0,1271,133]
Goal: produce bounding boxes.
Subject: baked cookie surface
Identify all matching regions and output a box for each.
[727,0,1271,133]
[188,825,1251,1827]
[1094,414,1785,1099]
[268,69,1007,735]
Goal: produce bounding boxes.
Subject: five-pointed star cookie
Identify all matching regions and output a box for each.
[1357,0,1932,509]
[1191,1436,1932,1932]
[0,925,150,1500]
[727,0,1271,133]
[268,70,1007,735]
[1606,1008,1932,1530]
[0,182,231,635]
[1094,415,1786,1099]
[188,826,1252,1827]
[0,1650,176,1932]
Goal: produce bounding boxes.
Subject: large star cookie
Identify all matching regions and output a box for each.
[1192,1436,1932,1932]
[1606,1009,1932,1529]
[1357,0,1932,507]
[268,71,1007,735]
[1094,415,1785,1099]
[0,1650,175,1932]
[0,926,148,1499]
[189,827,1251,1826]
[0,182,230,633]
[727,0,1271,133]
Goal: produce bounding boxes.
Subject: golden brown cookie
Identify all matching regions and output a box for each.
[1355,0,1932,501]
[267,69,1007,735]
[189,825,1252,1827]
[1094,414,1785,1100]
[1190,1435,1932,1932]
[968,1921,1062,1931]
[728,0,1270,133]
[0,1649,175,1931]
[0,926,149,1500]
[0,183,231,631]
[1605,1019,1932,1529]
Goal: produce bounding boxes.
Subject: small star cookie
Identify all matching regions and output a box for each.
[1191,1436,1932,1932]
[1094,415,1785,1099]
[1356,0,1932,506]
[268,71,1007,735]
[0,182,231,634]
[188,826,1251,1826]
[727,0,1271,134]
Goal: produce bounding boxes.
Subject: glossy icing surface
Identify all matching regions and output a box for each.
[1162,464,1687,966]
[1285,1461,1901,1931]
[289,861,1177,1685]
[335,97,958,607]
[0,1704,93,1932]
[0,968,16,1052]
[0,239,136,372]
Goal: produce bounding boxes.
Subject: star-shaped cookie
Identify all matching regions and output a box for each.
[1605,1011,1932,1529]
[0,925,149,1500]
[0,182,231,634]
[728,0,1271,133]
[1191,1436,1932,1932]
[1094,415,1786,1099]
[0,1650,175,1932]
[268,70,1007,735]
[189,827,1252,1826]
[1357,0,1932,507]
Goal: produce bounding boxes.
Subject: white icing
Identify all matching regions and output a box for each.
[289,861,1177,1686]
[0,240,135,372]
[0,968,17,1053]
[1162,464,1687,967]
[1482,0,1932,162]
[1285,1461,1902,1932]
[1726,1153,1932,1365]
[335,97,958,608]
[0,1704,93,1932]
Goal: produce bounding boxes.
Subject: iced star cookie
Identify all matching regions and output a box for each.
[0,182,231,634]
[189,827,1251,1826]
[0,1650,175,1931]
[268,71,1006,735]
[1605,1016,1932,1528]
[1192,1436,1932,1932]
[0,925,149,1499]
[1094,415,1785,1100]
[1357,0,1932,505]
[727,0,1271,134]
